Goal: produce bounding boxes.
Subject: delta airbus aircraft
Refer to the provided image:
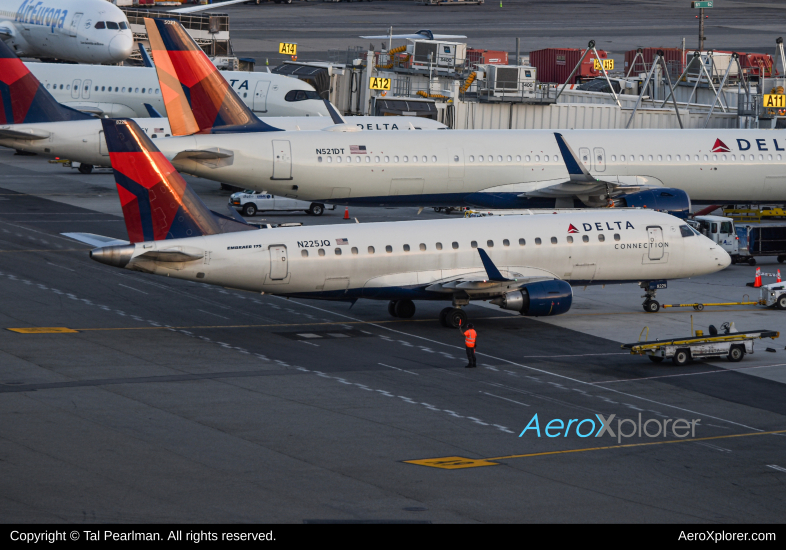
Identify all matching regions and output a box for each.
[143,18,786,213]
[0,0,248,64]
[64,118,730,325]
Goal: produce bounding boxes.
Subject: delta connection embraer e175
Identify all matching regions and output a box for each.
[0,0,249,64]
[141,19,785,213]
[63,118,731,327]
[0,44,446,171]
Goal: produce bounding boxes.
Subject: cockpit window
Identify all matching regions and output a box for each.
[119,22,128,30]
[284,90,321,102]
[95,21,105,29]
[106,22,119,30]
[680,225,695,237]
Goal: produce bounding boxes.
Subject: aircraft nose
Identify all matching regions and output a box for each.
[714,245,731,269]
[108,34,133,62]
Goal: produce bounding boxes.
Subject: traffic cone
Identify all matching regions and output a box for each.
[778,269,782,283]
[343,207,350,220]
[754,267,762,288]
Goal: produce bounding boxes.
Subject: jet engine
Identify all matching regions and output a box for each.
[615,188,691,219]
[490,280,573,316]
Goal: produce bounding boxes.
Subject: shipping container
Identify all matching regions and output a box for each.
[467,49,509,69]
[624,47,683,78]
[528,48,608,84]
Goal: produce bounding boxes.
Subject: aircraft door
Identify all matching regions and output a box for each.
[68,13,83,37]
[593,148,606,172]
[578,147,591,169]
[271,140,292,180]
[269,245,288,280]
[82,80,92,99]
[253,80,270,113]
[647,226,664,260]
[71,80,81,99]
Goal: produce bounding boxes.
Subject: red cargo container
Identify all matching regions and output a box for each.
[467,49,509,69]
[624,47,683,78]
[528,48,608,84]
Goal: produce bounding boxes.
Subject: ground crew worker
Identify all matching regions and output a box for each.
[459,321,477,368]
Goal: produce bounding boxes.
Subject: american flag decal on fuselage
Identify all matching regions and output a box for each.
[350,145,366,154]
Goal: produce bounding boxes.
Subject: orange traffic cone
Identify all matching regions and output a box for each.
[343,207,350,220]
[778,269,782,283]
[754,267,763,288]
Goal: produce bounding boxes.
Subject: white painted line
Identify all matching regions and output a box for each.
[275,297,764,432]
[297,333,322,338]
[327,333,350,338]
[695,442,732,453]
[300,341,320,347]
[118,283,148,295]
[481,391,530,407]
[593,363,786,385]
[378,362,418,376]
[197,309,229,320]
[767,464,786,472]
[46,261,75,272]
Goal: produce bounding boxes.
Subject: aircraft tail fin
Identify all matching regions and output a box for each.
[144,17,281,136]
[101,118,254,243]
[0,39,92,124]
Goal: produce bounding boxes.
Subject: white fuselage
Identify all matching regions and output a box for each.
[123,211,729,298]
[146,129,786,206]
[0,0,132,63]
[26,63,330,119]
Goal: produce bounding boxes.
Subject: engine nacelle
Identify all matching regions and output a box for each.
[617,188,691,219]
[491,280,573,317]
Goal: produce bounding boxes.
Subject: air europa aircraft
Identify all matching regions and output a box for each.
[144,19,786,214]
[63,118,730,326]
[0,40,443,173]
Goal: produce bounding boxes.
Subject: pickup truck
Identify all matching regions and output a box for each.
[229,190,334,217]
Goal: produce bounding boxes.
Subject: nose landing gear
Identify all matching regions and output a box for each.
[640,281,661,313]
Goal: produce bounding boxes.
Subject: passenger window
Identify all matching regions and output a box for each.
[107,22,119,30]
[598,234,605,242]
[487,240,494,247]
[471,241,478,248]
[301,250,308,258]
[394,156,399,163]
[567,236,573,244]
[469,155,475,162]
[351,247,358,254]
[403,244,410,252]
[503,239,510,247]
[507,155,512,162]
[365,157,370,163]
[436,242,443,250]
[478,155,484,162]
[535,238,542,245]
[452,242,459,249]
[551,237,557,244]
[422,156,427,162]
[375,156,380,162]
[95,86,98,91]
[385,245,392,253]
[318,249,325,256]
[525,155,531,162]
[582,235,589,243]
[335,248,342,255]
[412,156,418,163]
[384,156,389,163]
[336,157,342,163]
[326,157,332,163]
[95,21,105,29]
[318,157,322,163]
[346,156,351,163]
[419,243,426,251]
[516,155,521,162]
[368,246,375,254]
[101,86,105,91]
[431,156,437,162]
[519,238,525,246]
[614,233,620,241]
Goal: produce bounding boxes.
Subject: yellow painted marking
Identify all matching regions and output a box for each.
[593,58,614,71]
[278,42,297,55]
[369,77,392,91]
[405,429,786,469]
[404,457,500,469]
[8,327,79,334]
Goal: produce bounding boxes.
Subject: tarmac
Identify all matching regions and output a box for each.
[1,149,785,523]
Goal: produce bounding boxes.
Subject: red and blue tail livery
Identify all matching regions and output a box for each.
[101,118,252,243]
[145,17,280,136]
[0,38,92,124]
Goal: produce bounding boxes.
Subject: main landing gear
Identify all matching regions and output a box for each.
[640,281,660,313]
[439,307,467,328]
[388,299,416,319]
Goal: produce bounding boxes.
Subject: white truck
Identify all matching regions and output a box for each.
[687,215,748,264]
[229,190,335,217]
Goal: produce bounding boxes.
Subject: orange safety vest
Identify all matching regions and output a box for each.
[464,329,477,348]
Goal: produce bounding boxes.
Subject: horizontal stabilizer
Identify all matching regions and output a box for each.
[61,232,129,248]
[0,127,50,140]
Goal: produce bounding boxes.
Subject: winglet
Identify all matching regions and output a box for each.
[323,99,346,125]
[477,248,510,282]
[553,133,594,182]
[143,103,164,118]
[139,43,155,68]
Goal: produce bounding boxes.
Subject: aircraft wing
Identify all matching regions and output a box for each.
[0,127,50,140]
[61,233,129,248]
[169,0,248,14]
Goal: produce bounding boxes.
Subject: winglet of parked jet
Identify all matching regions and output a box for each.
[138,43,155,68]
[144,17,282,136]
[0,37,92,124]
[477,248,511,282]
[323,99,346,125]
[553,133,595,183]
